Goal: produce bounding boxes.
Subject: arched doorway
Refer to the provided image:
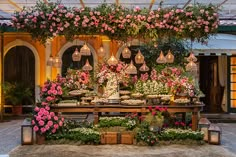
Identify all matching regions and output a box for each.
[4,46,35,108]
[61,46,94,76]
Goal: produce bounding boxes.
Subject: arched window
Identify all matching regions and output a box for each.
[4,46,35,105]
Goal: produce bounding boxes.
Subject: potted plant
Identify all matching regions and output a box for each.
[3,82,33,115]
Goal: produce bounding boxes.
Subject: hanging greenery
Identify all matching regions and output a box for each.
[12,1,219,44]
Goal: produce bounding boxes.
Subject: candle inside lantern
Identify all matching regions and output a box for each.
[22,127,33,143]
[201,128,208,141]
[210,132,219,143]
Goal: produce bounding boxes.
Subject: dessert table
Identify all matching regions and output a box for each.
[51,103,204,131]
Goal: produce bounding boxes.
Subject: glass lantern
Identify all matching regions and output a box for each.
[47,55,54,66]
[139,61,149,72]
[21,119,33,145]
[165,50,174,63]
[125,60,137,74]
[107,55,118,66]
[198,118,211,141]
[208,125,221,145]
[156,51,166,64]
[122,47,131,58]
[53,55,62,68]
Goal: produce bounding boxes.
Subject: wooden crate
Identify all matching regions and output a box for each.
[101,132,118,144]
[121,132,134,145]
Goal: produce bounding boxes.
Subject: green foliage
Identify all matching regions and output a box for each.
[47,128,100,144]
[157,128,204,141]
[2,82,33,105]
[98,117,137,130]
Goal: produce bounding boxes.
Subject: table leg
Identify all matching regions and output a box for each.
[192,111,198,131]
[94,112,99,125]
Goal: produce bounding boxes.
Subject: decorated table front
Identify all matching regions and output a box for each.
[51,103,204,131]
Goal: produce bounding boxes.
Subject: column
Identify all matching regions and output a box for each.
[45,41,52,80]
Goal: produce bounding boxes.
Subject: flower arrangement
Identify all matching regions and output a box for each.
[96,61,129,86]
[64,69,91,90]
[12,2,218,44]
[40,77,63,106]
[31,104,64,135]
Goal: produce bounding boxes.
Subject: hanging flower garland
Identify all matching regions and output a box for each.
[12,2,219,44]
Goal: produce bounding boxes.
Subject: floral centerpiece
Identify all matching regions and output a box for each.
[96,61,130,98]
[64,69,91,91]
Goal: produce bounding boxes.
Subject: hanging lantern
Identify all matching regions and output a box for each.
[187,52,197,62]
[186,60,197,71]
[97,46,105,57]
[47,55,54,66]
[53,55,62,68]
[80,42,91,56]
[107,54,118,66]
[165,50,174,63]
[126,60,137,74]
[139,61,149,72]
[72,48,81,61]
[82,59,93,71]
[135,49,144,64]
[156,51,166,64]
[122,47,131,58]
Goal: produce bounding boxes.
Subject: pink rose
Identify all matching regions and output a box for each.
[38,111,43,116]
[45,125,50,130]
[54,116,58,121]
[39,120,45,126]
[44,111,49,116]
[54,124,59,129]
[34,107,40,112]
[40,108,45,113]
[40,128,46,134]
[31,120,35,125]
[59,121,63,126]
[36,116,41,121]
[50,112,55,117]
[47,121,53,127]
[33,126,39,132]
[45,106,50,111]
[47,115,52,120]
[61,117,64,122]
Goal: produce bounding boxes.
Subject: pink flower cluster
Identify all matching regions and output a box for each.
[40,79,63,105]
[96,61,130,87]
[32,105,64,134]
[11,2,219,44]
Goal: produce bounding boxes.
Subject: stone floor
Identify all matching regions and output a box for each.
[0,120,22,155]
[0,119,236,157]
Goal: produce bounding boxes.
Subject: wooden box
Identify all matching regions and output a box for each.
[101,132,118,144]
[121,132,134,145]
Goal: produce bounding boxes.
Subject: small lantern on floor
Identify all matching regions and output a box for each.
[198,118,211,141]
[21,119,33,145]
[208,125,221,145]
[165,50,174,63]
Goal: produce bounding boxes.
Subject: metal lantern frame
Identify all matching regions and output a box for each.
[198,118,211,141]
[208,125,221,145]
[21,119,33,145]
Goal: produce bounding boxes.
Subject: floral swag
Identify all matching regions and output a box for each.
[12,2,219,44]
